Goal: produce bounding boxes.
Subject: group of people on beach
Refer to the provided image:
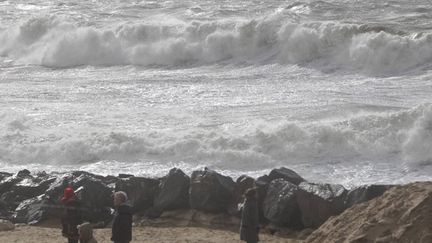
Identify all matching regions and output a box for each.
[60,186,260,243]
[61,188,132,243]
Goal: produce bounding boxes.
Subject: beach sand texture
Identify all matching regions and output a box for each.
[0,225,301,243]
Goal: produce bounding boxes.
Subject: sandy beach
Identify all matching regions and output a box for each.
[0,225,301,243]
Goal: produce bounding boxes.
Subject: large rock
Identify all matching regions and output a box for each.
[305,182,432,243]
[0,170,32,195]
[153,168,190,212]
[14,172,113,225]
[13,195,56,224]
[115,176,159,214]
[73,174,113,223]
[296,182,347,228]
[234,175,256,204]
[189,168,236,213]
[345,184,393,208]
[228,175,256,216]
[1,176,56,210]
[263,179,302,228]
[0,199,11,219]
[268,167,305,185]
[0,172,12,182]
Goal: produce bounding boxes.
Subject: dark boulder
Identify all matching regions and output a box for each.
[229,175,256,216]
[256,174,271,184]
[73,174,113,223]
[189,168,236,213]
[0,171,56,211]
[0,172,12,182]
[0,176,56,210]
[16,169,31,178]
[13,195,59,224]
[115,176,159,214]
[263,179,302,229]
[153,168,190,212]
[235,175,256,203]
[0,199,11,220]
[268,167,305,185]
[345,184,393,208]
[255,179,269,223]
[296,182,347,228]
[13,172,114,225]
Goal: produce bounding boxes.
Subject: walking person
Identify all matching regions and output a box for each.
[111,191,133,243]
[240,187,260,243]
[61,186,83,243]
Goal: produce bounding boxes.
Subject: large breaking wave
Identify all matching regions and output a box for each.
[1,15,432,73]
[1,104,432,170]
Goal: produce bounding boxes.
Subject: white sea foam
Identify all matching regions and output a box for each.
[0,105,430,176]
[1,15,432,74]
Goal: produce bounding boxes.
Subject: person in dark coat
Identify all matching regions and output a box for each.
[240,187,259,243]
[111,191,133,243]
[61,187,83,243]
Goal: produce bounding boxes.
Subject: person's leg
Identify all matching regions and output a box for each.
[68,239,78,243]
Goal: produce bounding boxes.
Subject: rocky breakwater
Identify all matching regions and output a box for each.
[0,167,393,235]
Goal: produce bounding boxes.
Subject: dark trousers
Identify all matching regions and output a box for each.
[113,242,130,243]
[68,240,84,243]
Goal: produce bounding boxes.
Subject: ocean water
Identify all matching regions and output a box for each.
[1,0,432,187]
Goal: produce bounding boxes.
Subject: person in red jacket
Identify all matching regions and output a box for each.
[61,187,83,243]
[111,191,133,243]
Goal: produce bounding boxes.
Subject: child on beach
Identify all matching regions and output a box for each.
[77,222,98,243]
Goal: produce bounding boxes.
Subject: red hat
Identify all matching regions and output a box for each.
[61,187,75,203]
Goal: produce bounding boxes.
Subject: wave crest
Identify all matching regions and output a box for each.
[1,15,432,73]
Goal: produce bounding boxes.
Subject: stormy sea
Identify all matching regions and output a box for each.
[1,0,432,187]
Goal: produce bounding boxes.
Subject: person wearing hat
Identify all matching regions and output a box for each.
[240,187,260,243]
[61,186,83,243]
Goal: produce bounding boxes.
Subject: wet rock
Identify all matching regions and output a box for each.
[0,178,54,210]
[153,168,190,213]
[256,174,271,184]
[115,176,159,214]
[230,175,258,216]
[296,182,347,228]
[0,172,12,182]
[189,168,236,213]
[268,167,306,185]
[118,174,134,179]
[345,184,393,208]
[16,169,31,178]
[13,195,58,224]
[263,179,302,229]
[73,174,113,223]
[255,179,269,223]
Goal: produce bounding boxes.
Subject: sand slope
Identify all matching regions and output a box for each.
[305,182,432,243]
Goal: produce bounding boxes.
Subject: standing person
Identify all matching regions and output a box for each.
[240,188,259,243]
[61,186,83,243]
[111,191,133,243]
